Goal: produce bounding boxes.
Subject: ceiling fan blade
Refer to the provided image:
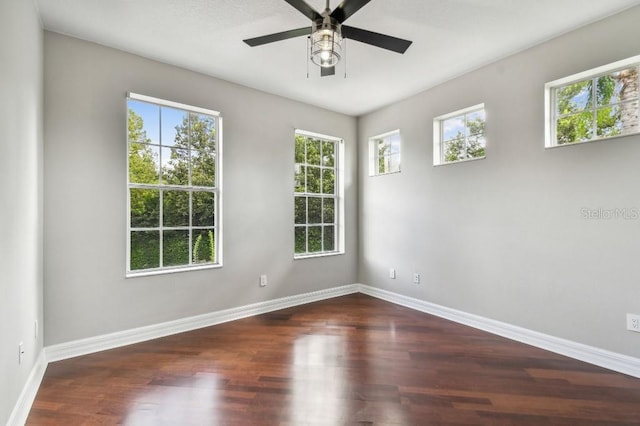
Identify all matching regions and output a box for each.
[321,66,336,77]
[341,26,412,54]
[243,27,311,47]
[330,0,372,23]
[284,0,322,21]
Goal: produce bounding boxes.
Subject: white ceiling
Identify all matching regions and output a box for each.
[35,0,640,116]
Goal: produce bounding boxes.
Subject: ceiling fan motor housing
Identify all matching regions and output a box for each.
[310,16,342,68]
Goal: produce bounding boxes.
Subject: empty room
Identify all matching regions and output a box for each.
[2,0,640,424]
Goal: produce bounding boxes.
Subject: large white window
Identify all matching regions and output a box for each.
[369,129,401,176]
[294,130,344,258]
[126,93,222,276]
[433,104,486,165]
[545,56,640,147]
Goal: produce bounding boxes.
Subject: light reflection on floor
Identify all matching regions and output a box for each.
[290,334,347,424]
[124,373,220,425]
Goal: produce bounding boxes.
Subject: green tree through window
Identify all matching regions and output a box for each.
[554,66,639,144]
[127,95,220,273]
[294,132,339,256]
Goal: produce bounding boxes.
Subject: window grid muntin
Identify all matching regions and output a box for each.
[294,132,339,257]
[127,94,220,275]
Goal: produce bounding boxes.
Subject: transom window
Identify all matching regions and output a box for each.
[433,104,486,165]
[126,93,221,276]
[369,130,401,176]
[294,130,343,258]
[546,56,640,147]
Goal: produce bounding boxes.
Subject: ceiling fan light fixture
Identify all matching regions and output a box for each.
[310,25,342,68]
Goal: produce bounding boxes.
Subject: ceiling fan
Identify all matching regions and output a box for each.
[243,0,412,77]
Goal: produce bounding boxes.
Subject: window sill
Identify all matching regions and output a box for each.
[294,251,345,260]
[545,131,640,149]
[370,170,401,177]
[434,156,486,167]
[126,263,222,278]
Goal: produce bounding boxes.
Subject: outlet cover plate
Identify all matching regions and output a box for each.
[627,314,640,332]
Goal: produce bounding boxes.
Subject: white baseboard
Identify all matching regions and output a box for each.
[358,284,640,378]
[7,350,47,426]
[45,284,359,363]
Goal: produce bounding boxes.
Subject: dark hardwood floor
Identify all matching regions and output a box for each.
[28,294,640,425]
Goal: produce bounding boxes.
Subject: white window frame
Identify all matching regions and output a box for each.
[369,129,401,176]
[126,92,223,277]
[433,103,486,166]
[294,129,345,259]
[545,55,640,148]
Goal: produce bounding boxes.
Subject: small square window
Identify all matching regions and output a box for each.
[433,104,486,165]
[369,130,401,176]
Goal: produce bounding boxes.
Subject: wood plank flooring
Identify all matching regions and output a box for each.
[28,294,640,425]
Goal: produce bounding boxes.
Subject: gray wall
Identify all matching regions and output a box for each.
[358,6,640,358]
[0,0,44,423]
[43,33,358,346]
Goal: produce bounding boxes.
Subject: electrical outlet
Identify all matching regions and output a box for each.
[413,273,420,284]
[389,268,396,279]
[18,342,24,365]
[259,274,268,287]
[627,314,640,332]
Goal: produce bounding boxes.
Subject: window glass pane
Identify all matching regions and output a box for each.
[295,136,306,164]
[322,141,335,167]
[190,112,216,152]
[294,165,306,193]
[161,107,188,147]
[389,153,401,173]
[130,189,159,227]
[307,139,321,165]
[378,153,387,174]
[444,138,465,163]
[556,80,591,115]
[597,101,639,137]
[597,67,639,106]
[323,226,335,252]
[376,139,388,158]
[295,227,306,254]
[162,147,189,186]
[307,166,321,193]
[619,100,640,135]
[308,226,322,253]
[192,191,215,227]
[467,135,486,159]
[163,230,189,267]
[556,111,594,144]
[294,196,306,224]
[128,100,159,144]
[466,110,486,136]
[129,144,159,184]
[442,115,465,142]
[389,133,401,154]
[191,151,215,187]
[192,229,215,264]
[163,190,189,227]
[130,231,159,270]
[308,197,322,224]
[323,198,335,224]
[322,169,335,194]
